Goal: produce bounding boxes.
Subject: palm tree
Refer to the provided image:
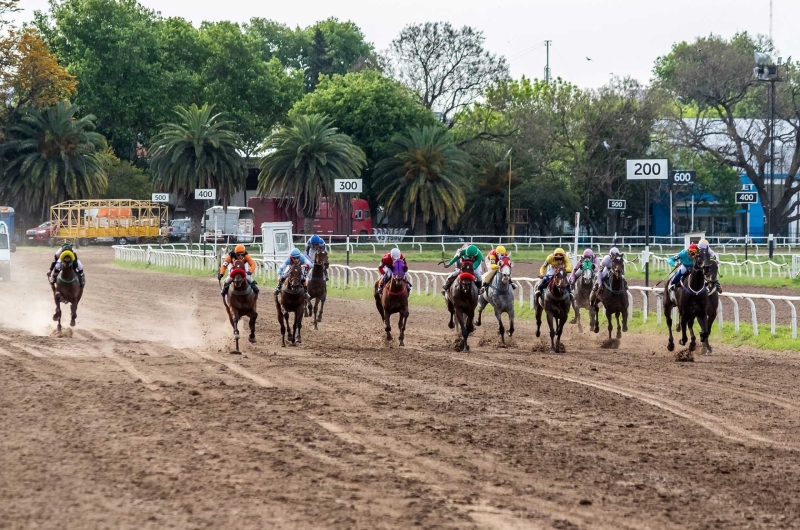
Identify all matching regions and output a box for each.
[460,149,518,235]
[373,126,469,235]
[150,103,246,239]
[0,100,107,221]
[257,114,366,234]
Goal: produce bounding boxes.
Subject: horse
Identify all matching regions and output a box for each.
[51,256,83,331]
[535,267,571,354]
[476,259,515,347]
[374,259,410,346]
[590,254,629,340]
[703,258,719,351]
[570,258,597,332]
[222,259,258,353]
[663,248,712,354]
[445,259,479,352]
[275,262,306,347]
[305,249,328,330]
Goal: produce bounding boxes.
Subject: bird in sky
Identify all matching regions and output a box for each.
[586,57,592,61]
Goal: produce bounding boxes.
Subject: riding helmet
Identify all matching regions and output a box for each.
[496,245,506,255]
[390,248,402,260]
[234,244,246,255]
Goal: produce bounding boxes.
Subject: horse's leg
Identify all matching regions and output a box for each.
[447,298,455,330]
[375,283,386,321]
[679,311,689,347]
[545,308,556,353]
[494,306,505,347]
[70,300,78,327]
[275,299,286,347]
[508,306,515,338]
[665,301,675,351]
[53,291,60,322]
[535,299,543,338]
[622,302,629,332]
[283,310,292,344]
[592,297,601,334]
[249,311,258,342]
[687,316,697,352]
[312,298,320,330]
[294,308,303,344]
[606,307,613,341]
[317,291,326,322]
[574,306,582,331]
[476,295,486,327]
[697,313,709,354]
[384,307,393,342]
[461,311,472,352]
[398,307,408,347]
[233,313,240,338]
[556,312,567,353]
[615,312,622,339]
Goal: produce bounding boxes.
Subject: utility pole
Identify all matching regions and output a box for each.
[544,40,551,83]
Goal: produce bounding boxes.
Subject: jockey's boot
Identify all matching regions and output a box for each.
[250,279,259,296]
[441,272,456,295]
[474,278,483,289]
[377,279,385,297]
[304,284,311,301]
[77,270,85,287]
[511,282,517,290]
[715,280,722,294]
[274,278,284,295]
[221,281,230,298]
[49,270,57,285]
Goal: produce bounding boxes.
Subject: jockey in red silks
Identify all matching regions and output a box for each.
[378,248,410,295]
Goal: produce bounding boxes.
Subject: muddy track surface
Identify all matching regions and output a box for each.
[1,249,799,529]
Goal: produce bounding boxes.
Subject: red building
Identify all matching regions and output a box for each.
[247,197,372,236]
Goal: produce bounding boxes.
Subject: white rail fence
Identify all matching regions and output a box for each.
[115,245,799,341]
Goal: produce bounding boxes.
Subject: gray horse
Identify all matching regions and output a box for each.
[570,260,597,332]
[476,262,515,346]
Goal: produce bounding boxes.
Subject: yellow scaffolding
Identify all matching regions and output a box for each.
[50,200,169,244]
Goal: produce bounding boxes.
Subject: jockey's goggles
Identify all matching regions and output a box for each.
[236,252,245,258]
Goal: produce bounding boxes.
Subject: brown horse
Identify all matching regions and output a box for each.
[222,259,258,353]
[535,267,571,354]
[305,249,328,330]
[374,259,410,346]
[590,254,629,340]
[445,260,479,352]
[275,262,305,346]
[51,256,83,331]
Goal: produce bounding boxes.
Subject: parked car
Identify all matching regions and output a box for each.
[26,221,57,245]
[168,218,191,242]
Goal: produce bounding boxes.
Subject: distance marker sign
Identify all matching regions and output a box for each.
[669,170,696,185]
[334,179,362,193]
[607,199,626,210]
[626,159,668,180]
[735,191,758,204]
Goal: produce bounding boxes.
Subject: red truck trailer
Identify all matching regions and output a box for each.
[247,197,372,236]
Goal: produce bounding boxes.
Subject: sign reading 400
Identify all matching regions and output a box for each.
[194,188,216,200]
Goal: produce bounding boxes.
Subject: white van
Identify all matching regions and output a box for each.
[260,222,293,261]
[0,221,13,280]
[203,206,254,243]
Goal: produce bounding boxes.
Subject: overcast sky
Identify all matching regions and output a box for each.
[16,0,800,89]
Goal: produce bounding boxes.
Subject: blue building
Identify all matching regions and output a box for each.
[651,174,784,239]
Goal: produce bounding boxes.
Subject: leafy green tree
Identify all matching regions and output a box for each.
[198,21,303,156]
[292,70,437,212]
[257,114,366,234]
[35,0,166,159]
[149,104,246,238]
[459,150,517,234]
[99,149,152,200]
[374,126,469,235]
[0,100,107,220]
[654,32,800,235]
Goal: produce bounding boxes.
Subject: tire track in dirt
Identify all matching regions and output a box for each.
[454,356,800,451]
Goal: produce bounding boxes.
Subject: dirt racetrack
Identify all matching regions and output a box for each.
[1,249,800,529]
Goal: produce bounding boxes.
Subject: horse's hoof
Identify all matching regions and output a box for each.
[249,336,256,343]
[234,333,240,339]
[569,318,576,324]
[448,322,455,329]
[689,342,696,352]
[679,339,687,346]
[535,330,540,338]
[616,332,622,339]
[316,316,323,322]
[550,348,556,354]
[475,320,481,327]
[593,327,599,334]
[667,342,675,352]
[70,321,76,327]
[399,340,404,347]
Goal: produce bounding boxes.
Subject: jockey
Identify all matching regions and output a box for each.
[219,244,259,297]
[593,247,623,293]
[483,245,515,290]
[441,244,484,293]
[571,248,598,285]
[698,239,722,293]
[305,234,328,280]
[49,242,85,287]
[305,234,326,261]
[668,243,698,292]
[538,247,572,293]
[275,248,312,297]
[377,247,410,296]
